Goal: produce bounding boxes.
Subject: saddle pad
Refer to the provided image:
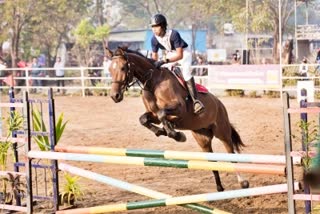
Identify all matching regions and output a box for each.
[196,83,209,94]
[171,68,208,94]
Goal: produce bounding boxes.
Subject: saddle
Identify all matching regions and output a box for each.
[171,67,208,94]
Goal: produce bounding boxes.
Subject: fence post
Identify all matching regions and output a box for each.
[80,67,85,97]
[25,67,30,93]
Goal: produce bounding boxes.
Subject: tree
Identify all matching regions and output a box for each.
[0,0,38,69]
[73,19,110,65]
[31,0,91,66]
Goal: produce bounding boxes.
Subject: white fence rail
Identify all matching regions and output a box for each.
[0,64,319,97]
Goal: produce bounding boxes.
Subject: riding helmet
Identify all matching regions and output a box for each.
[150,14,167,28]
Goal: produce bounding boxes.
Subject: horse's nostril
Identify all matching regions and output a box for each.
[115,93,120,100]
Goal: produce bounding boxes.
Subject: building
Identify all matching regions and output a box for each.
[108,29,207,53]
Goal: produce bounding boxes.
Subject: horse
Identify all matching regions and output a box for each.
[106,47,249,192]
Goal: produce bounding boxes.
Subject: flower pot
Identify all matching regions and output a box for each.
[59,193,75,206]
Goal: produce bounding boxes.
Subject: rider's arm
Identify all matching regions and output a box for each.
[166,47,183,62]
[152,52,159,61]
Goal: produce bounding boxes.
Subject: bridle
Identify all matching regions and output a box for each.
[111,53,155,92]
[111,53,135,93]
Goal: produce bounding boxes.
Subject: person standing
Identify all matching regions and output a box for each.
[30,57,42,93]
[315,49,320,74]
[54,57,65,93]
[149,13,204,114]
[299,57,308,80]
[103,55,111,84]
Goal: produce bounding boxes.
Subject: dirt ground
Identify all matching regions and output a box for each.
[18,93,315,213]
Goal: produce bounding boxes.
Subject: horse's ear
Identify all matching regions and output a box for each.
[105,48,113,58]
[116,47,125,56]
[119,46,128,51]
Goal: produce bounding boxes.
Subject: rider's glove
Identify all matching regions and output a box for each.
[154,59,169,69]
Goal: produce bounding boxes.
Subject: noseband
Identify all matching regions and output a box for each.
[111,54,135,92]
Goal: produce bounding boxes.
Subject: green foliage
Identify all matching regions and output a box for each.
[0,111,23,171]
[0,111,23,201]
[95,24,111,41]
[0,173,26,204]
[32,108,68,151]
[282,66,300,87]
[60,172,83,205]
[265,91,280,98]
[0,141,12,171]
[225,89,244,97]
[73,19,96,48]
[295,120,320,171]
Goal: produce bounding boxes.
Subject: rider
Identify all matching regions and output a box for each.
[149,13,205,114]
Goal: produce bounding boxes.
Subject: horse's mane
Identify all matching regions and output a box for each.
[115,47,155,64]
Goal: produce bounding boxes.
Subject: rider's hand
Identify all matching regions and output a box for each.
[154,59,168,69]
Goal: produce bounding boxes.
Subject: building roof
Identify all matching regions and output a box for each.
[109,30,147,42]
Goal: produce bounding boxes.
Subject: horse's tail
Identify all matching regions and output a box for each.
[231,124,245,153]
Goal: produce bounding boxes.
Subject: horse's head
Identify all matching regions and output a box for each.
[106,47,134,103]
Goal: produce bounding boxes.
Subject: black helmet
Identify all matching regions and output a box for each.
[150,14,167,28]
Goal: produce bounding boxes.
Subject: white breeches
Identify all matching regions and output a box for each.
[163,51,192,81]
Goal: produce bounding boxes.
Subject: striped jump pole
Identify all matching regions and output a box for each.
[56,182,300,214]
[28,151,285,175]
[59,163,228,214]
[54,145,301,165]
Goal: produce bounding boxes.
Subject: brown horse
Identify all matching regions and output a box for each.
[106,47,249,191]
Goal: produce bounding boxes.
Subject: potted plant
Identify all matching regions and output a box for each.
[32,108,68,151]
[0,173,26,205]
[59,172,83,207]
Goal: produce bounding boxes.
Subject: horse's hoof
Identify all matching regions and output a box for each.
[217,186,224,192]
[175,132,186,142]
[240,180,249,189]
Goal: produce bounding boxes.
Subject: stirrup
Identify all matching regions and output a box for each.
[193,100,204,114]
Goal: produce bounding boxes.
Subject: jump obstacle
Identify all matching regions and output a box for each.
[55,163,300,214]
[55,145,301,165]
[0,88,311,213]
[283,88,320,214]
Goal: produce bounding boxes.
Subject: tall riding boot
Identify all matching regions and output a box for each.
[186,77,205,114]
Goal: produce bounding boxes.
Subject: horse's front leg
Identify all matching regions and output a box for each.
[157,109,186,142]
[139,112,167,137]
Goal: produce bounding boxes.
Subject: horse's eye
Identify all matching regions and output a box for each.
[121,65,128,71]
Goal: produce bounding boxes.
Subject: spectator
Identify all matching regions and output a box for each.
[54,57,65,93]
[0,59,7,88]
[88,57,100,86]
[30,57,43,92]
[0,59,7,76]
[315,49,320,74]
[299,57,308,80]
[231,53,240,65]
[193,55,207,76]
[103,55,111,83]
[235,50,241,63]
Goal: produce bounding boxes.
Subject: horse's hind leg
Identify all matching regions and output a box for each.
[191,128,224,192]
[139,112,167,137]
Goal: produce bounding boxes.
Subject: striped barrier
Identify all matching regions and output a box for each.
[59,163,228,214]
[28,151,285,175]
[56,182,300,214]
[55,145,301,165]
